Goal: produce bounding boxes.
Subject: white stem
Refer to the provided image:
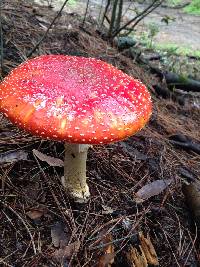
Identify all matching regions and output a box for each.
[61,143,90,203]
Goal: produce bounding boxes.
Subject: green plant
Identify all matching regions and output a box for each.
[148,22,159,48]
[139,31,149,45]
[166,0,181,6]
[68,0,77,7]
[184,0,200,15]
[154,44,200,79]
[156,43,200,58]
[138,23,159,49]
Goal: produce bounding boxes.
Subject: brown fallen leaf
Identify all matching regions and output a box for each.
[126,233,158,267]
[33,149,64,167]
[135,179,173,203]
[126,245,147,267]
[98,233,114,267]
[182,181,200,228]
[52,241,81,262]
[26,205,47,220]
[51,221,69,248]
[139,232,159,266]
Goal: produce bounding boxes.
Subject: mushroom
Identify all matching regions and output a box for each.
[0,55,152,202]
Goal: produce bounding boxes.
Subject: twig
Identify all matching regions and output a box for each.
[100,0,110,28]
[82,0,90,27]
[112,0,163,38]
[0,259,13,267]
[115,206,151,254]
[27,0,69,58]
[1,201,37,255]
[0,247,19,266]
[0,0,4,77]
[33,153,72,230]
[183,226,198,266]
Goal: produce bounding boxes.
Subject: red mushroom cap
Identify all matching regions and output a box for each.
[0,55,152,144]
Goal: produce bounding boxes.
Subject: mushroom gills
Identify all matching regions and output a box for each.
[61,143,90,203]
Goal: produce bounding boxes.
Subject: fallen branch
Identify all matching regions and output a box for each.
[169,134,200,155]
[164,72,200,92]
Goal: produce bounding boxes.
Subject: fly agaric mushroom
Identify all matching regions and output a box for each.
[0,55,152,202]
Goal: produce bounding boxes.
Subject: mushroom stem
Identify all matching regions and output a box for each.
[61,143,90,203]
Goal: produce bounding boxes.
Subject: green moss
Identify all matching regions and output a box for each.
[184,0,200,15]
[165,0,182,6]
[155,43,200,58]
[68,0,77,7]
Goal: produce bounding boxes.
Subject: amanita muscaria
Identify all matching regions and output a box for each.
[0,55,152,202]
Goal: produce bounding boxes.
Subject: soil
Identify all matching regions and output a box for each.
[0,1,200,267]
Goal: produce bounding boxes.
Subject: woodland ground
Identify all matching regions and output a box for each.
[0,1,200,267]
[35,0,200,51]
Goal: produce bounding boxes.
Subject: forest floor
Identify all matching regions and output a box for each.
[0,1,200,267]
[35,0,200,51]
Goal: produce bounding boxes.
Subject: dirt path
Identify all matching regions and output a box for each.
[132,4,200,50]
[35,0,200,50]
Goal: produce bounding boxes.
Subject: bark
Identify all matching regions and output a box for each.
[164,72,200,92]
[115,0,123,33]
[108,0,118,38]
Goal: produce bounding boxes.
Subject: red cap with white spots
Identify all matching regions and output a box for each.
[0,55,152,144]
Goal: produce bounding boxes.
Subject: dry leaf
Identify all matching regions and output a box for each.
[139,232,159,266]
[135,179,173,203]
[26,205,46,220]
[98,233,114,267]
[33,149,64,167]
[51,221,69,248]
[126,233,158,267]
[98,253,115,267]
[126,245,147,267]
[182,181,200,228]
[0,150,28,164]
[52,241,81,261]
